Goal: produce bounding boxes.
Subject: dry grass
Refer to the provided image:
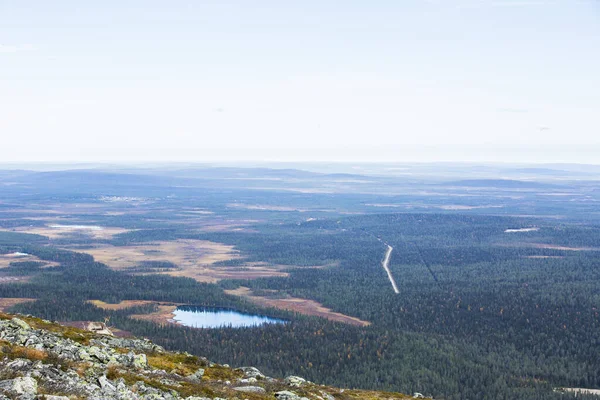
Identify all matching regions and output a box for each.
[10,346,48,361]
[0,253,59,269]
[89,299,183,327]
[88,299,156,311]
[146,352,207,376]
[130,304,179,325]
[71,239,239,269]
[226,287,371,327]
[5,225,131,240]
[0,298,36,312]
[69,240,292,283]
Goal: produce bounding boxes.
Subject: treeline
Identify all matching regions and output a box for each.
[3,214,600,400]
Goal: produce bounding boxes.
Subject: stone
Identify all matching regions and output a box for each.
[6,358,31,370]
[236,366,265,379]
[187,367,205,383]
[319,391,336,400]
[78,348,92,361]
[233,385,266,393]
[11,318,31,330]
[275,390,302,400]
[0,376,38,397]
[97,375,116,393]
[285,375,307,387]
[88,346,109,362]
[132,353,148,369]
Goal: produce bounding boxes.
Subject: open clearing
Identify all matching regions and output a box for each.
[505,227,540,233]
[69,239,240,270]
[89,299,183,327]
[501,242,600,252]
[0,253,59,269]
[88,299,157,310]
[227,203,314,212]
[2,225,130,240]
[226,287,371,327]
[525,255,565,259]
[526,243,600,251]
[69,240,289,283]
[0,297,36,312]
[130,304,179,326]
[557,388,600,396]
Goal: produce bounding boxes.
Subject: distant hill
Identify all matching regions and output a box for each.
[445,179,566,189]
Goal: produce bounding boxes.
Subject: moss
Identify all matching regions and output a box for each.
[113,347,130,355]
[146,351,207,376]
[202,365,243,381]
[36,385,86,400]
[107,367,181,394]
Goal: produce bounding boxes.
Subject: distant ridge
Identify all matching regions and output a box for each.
[445,179,566,189]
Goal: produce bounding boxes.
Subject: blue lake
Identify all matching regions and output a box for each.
[172,306,287,328]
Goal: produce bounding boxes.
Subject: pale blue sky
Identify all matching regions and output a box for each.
[1,1,599,163]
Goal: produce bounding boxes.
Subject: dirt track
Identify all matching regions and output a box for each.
[381,244,400,294]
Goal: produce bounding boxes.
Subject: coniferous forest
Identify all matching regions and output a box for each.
[1,166,600,400]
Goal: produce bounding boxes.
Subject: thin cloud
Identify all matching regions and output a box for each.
[498,107,529,113]
[0,44,35,53]
[422,0,561,7]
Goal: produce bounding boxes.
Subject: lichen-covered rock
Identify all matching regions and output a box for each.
[233,385,266,393]
[135,353,148,368]
[275,390,308,400]
[0,376,38,397]
[186,367,205,383]
[236,366,265,379]
[285,375,308,387]
[10,317,31,331]
[319,390,336,400]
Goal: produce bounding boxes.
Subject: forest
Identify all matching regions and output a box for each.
[0,167,599,400]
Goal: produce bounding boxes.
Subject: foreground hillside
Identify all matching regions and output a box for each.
[0,313,411,400]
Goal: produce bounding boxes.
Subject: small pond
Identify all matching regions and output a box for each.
[172,306,287,328]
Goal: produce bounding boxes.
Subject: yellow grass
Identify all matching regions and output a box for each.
[88,299,156,310]
[1,225,130,240]
[130,305,178,325]
[0,253,59,269]
[0,298,36,312]
[69,240,291,283]
[226,287,371,327]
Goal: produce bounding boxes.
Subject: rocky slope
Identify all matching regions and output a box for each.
[0,313,411,400]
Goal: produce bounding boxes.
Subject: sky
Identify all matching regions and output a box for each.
[1,0,599,164]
